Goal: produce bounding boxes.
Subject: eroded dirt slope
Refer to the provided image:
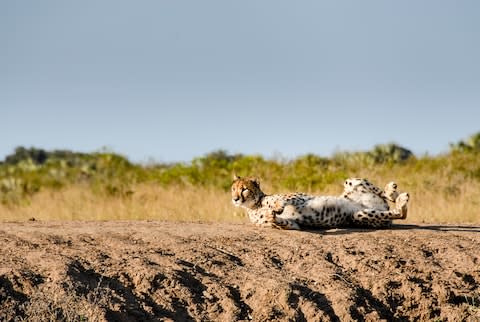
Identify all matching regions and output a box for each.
[1,221,479,321]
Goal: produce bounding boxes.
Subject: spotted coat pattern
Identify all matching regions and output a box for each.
[231,176,409,230]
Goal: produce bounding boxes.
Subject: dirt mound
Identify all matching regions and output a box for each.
[1,221,479,321]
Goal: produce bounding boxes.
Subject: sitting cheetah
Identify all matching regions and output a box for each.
[231,175,409,230]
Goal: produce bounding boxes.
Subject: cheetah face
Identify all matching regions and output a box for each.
[231,175,264,209]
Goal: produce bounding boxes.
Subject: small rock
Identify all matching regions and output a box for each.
[202,290,214,301]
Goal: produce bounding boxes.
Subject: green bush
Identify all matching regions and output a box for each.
[450,132,480,153]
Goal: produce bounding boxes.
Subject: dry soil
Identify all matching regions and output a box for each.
[1,221,479,321]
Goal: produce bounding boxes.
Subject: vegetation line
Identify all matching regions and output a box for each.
[1,133,479,223]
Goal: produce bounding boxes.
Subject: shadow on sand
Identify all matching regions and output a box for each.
[302,224,480,235]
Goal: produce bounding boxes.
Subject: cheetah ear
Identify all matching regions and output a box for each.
[253,177,261,187]
[233,174,241,181]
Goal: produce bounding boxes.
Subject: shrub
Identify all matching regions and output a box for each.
[450,132,480,153]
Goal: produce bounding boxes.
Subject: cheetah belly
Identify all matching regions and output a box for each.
[346,191,389,211]
[278,196,363,227]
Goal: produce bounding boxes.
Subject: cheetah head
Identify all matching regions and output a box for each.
[231,175,265,209]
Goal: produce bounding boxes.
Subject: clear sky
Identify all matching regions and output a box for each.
[2,1,479,163]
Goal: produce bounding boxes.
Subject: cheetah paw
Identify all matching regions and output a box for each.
[384,181,399,202]
[395,192,409,219]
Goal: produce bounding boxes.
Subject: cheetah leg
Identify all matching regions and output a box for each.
[265,211,301,230]
[351,192,409,227]
[395,192,409,219]
[344,178,401,204]
[351,209,393,228]
[345,178,383,195]
[343,178,387,204]
[362,180,400,203]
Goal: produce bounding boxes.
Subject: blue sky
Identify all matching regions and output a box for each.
[2,1,479,162]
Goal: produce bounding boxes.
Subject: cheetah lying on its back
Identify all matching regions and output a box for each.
[231,175,409,230]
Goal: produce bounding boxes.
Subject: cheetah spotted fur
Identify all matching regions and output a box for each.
[231,175,409,230]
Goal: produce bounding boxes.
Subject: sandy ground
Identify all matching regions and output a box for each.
[1,221,479,322]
